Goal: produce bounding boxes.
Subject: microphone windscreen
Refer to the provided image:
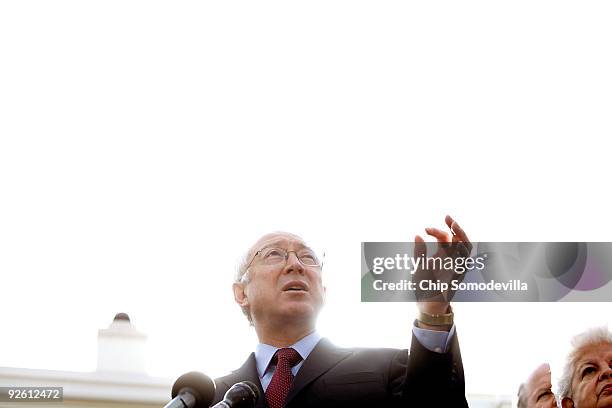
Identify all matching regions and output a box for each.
[171,371,216,408]
[242,381,260,402]
[223,380,260,408]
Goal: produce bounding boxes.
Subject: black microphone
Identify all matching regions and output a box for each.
[211,381,260,408]
[164,371,216,408]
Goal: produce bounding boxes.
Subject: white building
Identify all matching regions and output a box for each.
[0,314,171,408]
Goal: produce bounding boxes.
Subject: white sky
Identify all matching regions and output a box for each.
[1,0,611,400]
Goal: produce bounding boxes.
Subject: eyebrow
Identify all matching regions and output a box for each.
[578,360,597,369]
[575,361,597,377]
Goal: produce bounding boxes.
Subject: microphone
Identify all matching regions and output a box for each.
[164,371,216,408]
[211,381,260,408]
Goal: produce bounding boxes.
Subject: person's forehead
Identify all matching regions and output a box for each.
[529,364,551,382]
[527,374,552,398]
[528,380,553,400]
[249,232,308,254]
[576,343,612,366]
[531,374,552,389]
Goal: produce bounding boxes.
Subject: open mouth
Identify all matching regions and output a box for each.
[282,281,309,292]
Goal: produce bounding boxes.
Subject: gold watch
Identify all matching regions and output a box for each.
[417,306,454,326]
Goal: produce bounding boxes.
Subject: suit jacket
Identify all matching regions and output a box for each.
[213,331,468,408]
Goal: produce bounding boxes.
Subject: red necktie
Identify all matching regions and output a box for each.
[265,348,302,408]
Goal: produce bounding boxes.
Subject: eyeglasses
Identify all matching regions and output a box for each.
[246,246,324,270]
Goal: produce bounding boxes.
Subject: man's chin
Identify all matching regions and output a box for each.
[279,302,320,321]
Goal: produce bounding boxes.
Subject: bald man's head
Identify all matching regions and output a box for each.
[518,363,557,408]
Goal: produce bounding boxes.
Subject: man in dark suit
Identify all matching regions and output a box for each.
[213,216,469,407]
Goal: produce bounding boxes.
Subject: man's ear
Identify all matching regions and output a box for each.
[562,397,574,408]
[233,282,249,307]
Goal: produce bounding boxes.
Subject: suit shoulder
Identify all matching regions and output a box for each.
[336,345,405,355]
[331,345,408,366]
[214,372,233,386]
[212,372,236,400]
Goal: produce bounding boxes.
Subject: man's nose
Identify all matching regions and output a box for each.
[284,252,304,274]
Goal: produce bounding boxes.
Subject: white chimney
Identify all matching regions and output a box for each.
[96,313,147,374]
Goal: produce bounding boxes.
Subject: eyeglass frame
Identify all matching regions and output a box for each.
[244,246,325,274]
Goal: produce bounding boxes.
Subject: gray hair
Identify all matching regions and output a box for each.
[235,250,251,284]
[517,382,527,408]
[558,326,612,400]
[235,249,253,324]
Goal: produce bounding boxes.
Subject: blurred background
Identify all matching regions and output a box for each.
[1,1,611,407]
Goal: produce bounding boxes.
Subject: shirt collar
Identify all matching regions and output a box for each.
[255,331,322,377]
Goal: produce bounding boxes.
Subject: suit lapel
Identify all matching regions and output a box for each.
[284,338,351,406]
[221,353,267,408]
